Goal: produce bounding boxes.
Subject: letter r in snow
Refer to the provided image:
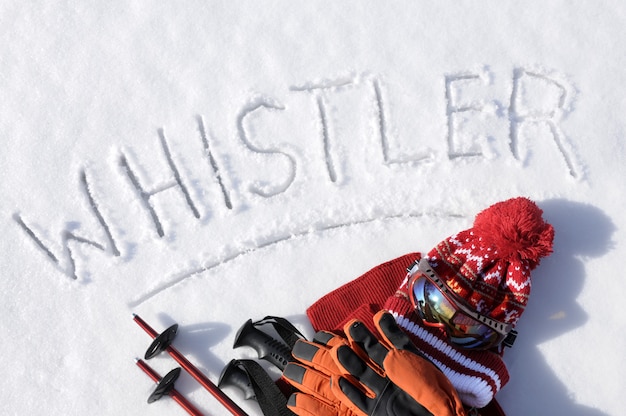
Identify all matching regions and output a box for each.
[509,68,580,179]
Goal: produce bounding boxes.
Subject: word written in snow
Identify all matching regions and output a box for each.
[14,69,579,281]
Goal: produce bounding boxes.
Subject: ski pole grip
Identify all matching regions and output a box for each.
[219,359,256,400]
[233,319,292,371]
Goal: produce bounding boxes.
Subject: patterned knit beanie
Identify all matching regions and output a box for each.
[426,197,554,326]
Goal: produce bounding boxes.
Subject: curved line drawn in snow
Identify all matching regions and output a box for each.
[128,210,465,307]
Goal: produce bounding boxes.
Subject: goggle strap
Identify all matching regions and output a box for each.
[502,329,518,348]
[473,314,511,335]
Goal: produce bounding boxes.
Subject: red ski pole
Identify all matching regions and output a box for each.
[135,358,204,416]
[133,314,248,416]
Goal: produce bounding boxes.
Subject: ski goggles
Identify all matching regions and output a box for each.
[407,258,516,350]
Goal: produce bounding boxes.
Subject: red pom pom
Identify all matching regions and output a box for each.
[472,197,554,268]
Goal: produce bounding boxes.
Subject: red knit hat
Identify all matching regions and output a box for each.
[427,197,554,327]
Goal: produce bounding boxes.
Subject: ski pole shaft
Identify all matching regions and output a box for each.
[133,314,248,416]
[136,359,204,416]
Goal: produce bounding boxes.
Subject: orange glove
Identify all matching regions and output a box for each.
[283,329,358,416]
[283,311,466,416]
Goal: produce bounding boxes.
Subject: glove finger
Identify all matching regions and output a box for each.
[331,376,371,416]
[344,319,388,369]
[334,344,387,397]
[312,330,345,347]
[291,339,342,375]
[373,310,421,355]
[287,392,339,416]
[283,362,335,401]
[383,351,466,416]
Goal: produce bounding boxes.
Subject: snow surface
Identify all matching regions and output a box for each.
[1,2,624,415]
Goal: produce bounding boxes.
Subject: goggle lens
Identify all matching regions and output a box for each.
[411,273,501,350]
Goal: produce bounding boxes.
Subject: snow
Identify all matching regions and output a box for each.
[1,2,624,415]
